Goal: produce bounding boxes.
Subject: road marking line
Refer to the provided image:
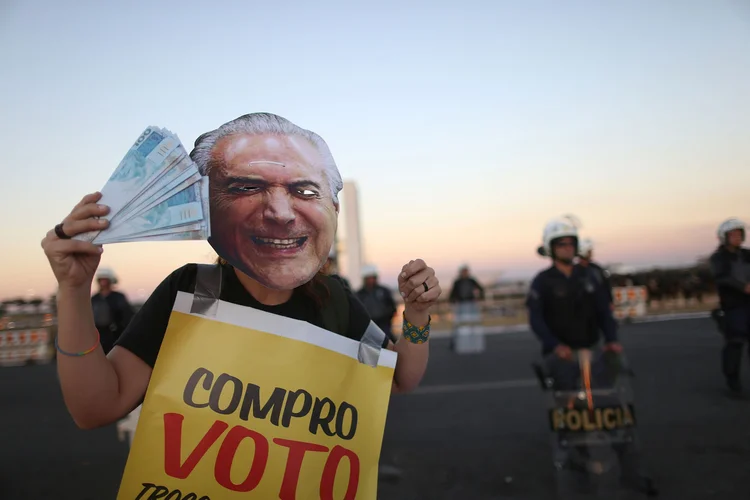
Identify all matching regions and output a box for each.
[429,312,712,338]
[407,378,539,395]
[632,311,710,323]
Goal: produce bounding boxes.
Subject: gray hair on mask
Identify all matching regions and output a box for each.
[190,112,343,204]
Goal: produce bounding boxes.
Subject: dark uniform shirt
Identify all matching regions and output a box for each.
[91,291,134,354]
[585,262,613,304]
[449,277,485,303]
[709,246,750,311]
[526,264,617,354]
[356,285,397,334]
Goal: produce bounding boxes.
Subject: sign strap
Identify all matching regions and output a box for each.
[358,320,385,367]
[190,264,223,317]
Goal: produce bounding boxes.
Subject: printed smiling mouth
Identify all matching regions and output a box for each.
[251,236,308,249]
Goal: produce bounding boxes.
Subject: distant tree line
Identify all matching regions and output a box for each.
[608,257,715,304]
[0,297,47,317]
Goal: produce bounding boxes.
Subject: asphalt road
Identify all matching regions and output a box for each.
[2,318,750,499]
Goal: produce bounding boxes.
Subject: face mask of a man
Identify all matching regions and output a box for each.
[191,114,341,290]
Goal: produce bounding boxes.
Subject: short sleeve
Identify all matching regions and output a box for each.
[114,265,193,368]
[345,290,392,348]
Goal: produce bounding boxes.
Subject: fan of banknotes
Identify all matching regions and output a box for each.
[75,126,210,244]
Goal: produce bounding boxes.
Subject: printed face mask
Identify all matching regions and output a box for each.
[195,114,340,290]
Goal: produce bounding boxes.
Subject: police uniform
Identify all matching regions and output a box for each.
[91,291,134,354]
[585,261,614,305]
[710,244,750,386]
[527,264,618,357]
[356,284,397,337]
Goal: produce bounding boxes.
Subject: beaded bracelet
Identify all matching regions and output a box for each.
[402,314,431,344]
[55,332,100,357]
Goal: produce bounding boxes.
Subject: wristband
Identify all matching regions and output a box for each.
[55,332,100,357]
[402,314,431,344]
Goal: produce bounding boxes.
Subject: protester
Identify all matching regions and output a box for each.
[709,218,750,394]
[357,265,398,337]
[41,112,441,432]
[90,267,134,354]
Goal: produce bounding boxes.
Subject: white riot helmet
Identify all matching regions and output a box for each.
[361,264,379,278]
[96,267,118,285]
[717,218,746,244]
[578,238,594,258]
[541,216,579,257]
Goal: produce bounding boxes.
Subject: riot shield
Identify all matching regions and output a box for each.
[535,349,658,499]
[451,302,485,354]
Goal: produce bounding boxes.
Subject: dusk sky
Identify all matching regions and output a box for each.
[1,0,748,300]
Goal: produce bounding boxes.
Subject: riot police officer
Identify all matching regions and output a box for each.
[527,218,621,359]
[709,218,750,394]
[356,265,398,337]
[91,268,134,354]
[528,218,658,496]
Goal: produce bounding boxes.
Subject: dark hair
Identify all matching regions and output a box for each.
[214,257,330,307]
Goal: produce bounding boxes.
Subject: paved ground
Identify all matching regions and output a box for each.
[2,318,750,499]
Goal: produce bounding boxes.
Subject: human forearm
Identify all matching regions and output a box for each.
[710,257,747,292]
[56,286,122,428]
[715,275,747,292]
[391,309,430,393]
[42,193,144,428]
[528,306,559,351]
[595,290,618,343]
[600,311,618,343]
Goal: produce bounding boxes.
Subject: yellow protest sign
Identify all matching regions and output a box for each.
[117,292,396,500]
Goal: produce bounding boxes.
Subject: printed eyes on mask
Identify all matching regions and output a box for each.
[225,183,320,199]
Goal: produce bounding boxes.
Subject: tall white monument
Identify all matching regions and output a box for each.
[336,181,364,289]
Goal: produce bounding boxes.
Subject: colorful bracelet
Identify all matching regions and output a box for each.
[402,314,431,344]
[55,332,100,357]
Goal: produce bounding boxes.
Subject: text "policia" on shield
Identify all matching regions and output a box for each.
[549,404,636,432]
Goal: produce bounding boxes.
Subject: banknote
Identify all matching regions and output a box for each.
[199,175,211,239]
[114,169,203,227]
[76,128,181,242]
[75,126,210,245]
[103,128,181,214]
[94,181,204,244]
[113,225,210,242]
[107,142,188,226]
[117,177,210,240]
[110,148,195,226]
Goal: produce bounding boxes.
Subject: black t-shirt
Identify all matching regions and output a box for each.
[116,263,384,368]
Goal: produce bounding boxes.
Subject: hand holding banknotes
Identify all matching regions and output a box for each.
[41,192,110,290]
[76,126,211,245]
[42,125,211,290]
